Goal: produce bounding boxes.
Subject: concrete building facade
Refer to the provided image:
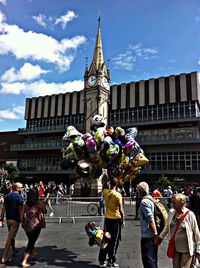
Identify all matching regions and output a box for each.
[9,18,200,194]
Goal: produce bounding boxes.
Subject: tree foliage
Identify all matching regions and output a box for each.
[0,163,19,182]
[155,175,174,189]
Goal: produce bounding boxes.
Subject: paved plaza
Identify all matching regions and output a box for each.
[0,218,171,268]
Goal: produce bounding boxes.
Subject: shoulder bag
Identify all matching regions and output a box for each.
[167,210,190,258]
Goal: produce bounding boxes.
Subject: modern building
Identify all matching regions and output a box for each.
[9,18,200,194]
[0,131,22,166]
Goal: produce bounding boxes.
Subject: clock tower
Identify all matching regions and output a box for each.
[84,17,110,132]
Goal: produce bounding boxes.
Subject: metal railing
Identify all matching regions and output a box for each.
[39,197,136,223]
[0,197,170,224]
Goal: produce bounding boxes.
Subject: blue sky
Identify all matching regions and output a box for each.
[0,0,200,132]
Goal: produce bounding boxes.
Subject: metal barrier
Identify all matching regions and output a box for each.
[45,197,136,223]
[0,196,169,224]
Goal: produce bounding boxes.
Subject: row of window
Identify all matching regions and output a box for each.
[13,126,200,152]
[10,141,62,150]
[144,152,200,171]
[138,127,200,142]
[110,101,200,125]
[24,114,84,132]
[18,151,200,172]
[20,101,200,133]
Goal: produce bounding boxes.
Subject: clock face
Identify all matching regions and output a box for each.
[102,77,108,88]
[88,76,96,86]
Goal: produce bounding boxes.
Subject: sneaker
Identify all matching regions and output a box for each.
[99,261,107,267]
[107,262,119,268]
[49,212,54,217]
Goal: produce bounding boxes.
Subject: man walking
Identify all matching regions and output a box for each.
[98,176,125,268]
[166,185,173,209]
[0,182,24,264]
[38,181,45,199]
[137,182,158,268]
[44,184,54,217]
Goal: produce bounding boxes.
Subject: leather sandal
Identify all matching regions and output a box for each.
[1,258,12,264]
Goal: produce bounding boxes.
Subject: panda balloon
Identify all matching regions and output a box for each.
[90,114,106,134]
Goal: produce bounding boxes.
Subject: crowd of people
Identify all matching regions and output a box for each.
[0,181,75,204]
[0,179,200,268]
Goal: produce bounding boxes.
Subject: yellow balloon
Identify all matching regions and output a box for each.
[133,153,149,167]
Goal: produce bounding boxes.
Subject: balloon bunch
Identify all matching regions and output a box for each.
[61,114,149,184]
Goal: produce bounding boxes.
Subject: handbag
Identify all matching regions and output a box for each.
[167,210,190,258]
[38,211,46,228]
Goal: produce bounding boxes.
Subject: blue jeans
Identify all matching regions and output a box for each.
[141,237,158,268]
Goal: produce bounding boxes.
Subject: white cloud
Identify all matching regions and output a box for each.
[32,11,76,29]
[113,50,136,71]
[1,63,50,82]
[32,14,48,28]
[113,42,159,71]
[0,105,24,120]
[0,10,6,24]
[0,0,7,5]
[55,10,78,29]
[0,79,84,97]
[0,11,86,72]
[129,43,158,59]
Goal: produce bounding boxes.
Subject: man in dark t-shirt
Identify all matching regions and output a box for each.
[0,182,24,264]
[44,184,54,216]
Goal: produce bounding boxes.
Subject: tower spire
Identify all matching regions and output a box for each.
[92,16,104,70]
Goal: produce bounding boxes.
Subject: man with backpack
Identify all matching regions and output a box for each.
[137,182,158,268]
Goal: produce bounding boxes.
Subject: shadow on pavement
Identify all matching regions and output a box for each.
[0,246,98,268]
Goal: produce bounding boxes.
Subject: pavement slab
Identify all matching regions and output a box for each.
[0,219,171,268]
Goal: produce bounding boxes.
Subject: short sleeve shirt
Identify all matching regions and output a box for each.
[4,192,24,222]
[44,188,49,198]
[23,205,40,232]
[39,185,45,197]
[103,189,122,219]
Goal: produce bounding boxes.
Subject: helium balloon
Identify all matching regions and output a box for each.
[133,152,149,167]
[76,160,91,177]
[95,127,105,145]
[106,144,120,160]
[115,127,125,138]
[61,153,77,170]
[125,127,138,141]
[66,125,82,138]
[85,136,97,154]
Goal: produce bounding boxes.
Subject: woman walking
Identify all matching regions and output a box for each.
[21,188,46,267]
[157,193,200,268]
